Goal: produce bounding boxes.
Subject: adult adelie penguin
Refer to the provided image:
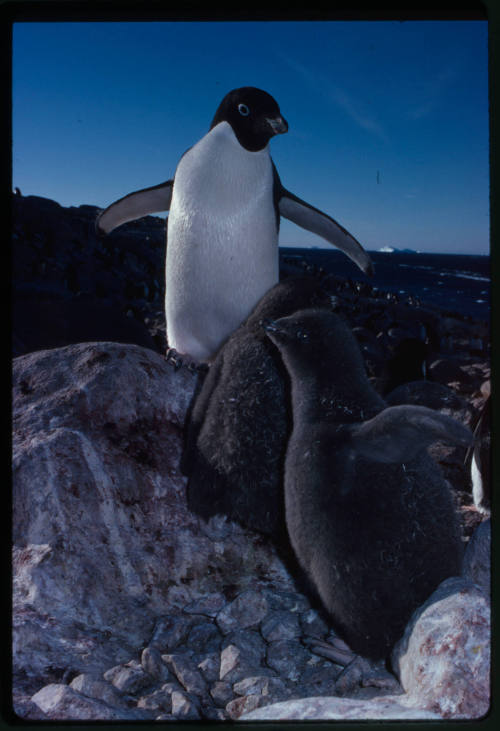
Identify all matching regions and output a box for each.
[96,87,373,362]
[265,308,472,661]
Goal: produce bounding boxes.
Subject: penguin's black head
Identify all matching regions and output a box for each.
[264,308,359,364]
[210,87,288,152]
[264,308,370,390]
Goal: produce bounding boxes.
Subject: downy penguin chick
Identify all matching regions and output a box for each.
[265,308,472,660]
[183,276,334,538]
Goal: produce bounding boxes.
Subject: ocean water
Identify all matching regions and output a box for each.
[280,248,490,322]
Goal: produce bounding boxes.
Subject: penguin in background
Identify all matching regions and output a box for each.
[264,308,472,661]
[182,275,334,539]
[96,87,373,363]
[465,390,491,515]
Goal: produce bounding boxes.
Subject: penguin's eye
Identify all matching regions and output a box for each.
[238,103,250,117]
[297,330,309,341]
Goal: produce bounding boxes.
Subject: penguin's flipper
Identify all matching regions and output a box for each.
[277,186,373,277]
[96,180,173,235]
[350,404,473,465]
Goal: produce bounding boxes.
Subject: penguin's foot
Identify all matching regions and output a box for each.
[165,347,209,374]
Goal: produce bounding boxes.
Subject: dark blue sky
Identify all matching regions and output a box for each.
[13,20,489,254]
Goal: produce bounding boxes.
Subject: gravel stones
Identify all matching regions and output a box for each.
[300,608,329,638]
[136,687,173,712]
[31,684,146,721]
[69,674,129,709]
[186,620,222,652]
[226,694,264,719]
[161,653,207,697]
[22,572,492,721]
[103,663,152,694]
[223,628,267,666]
[140,646,169,681]
[171,690,201,720]
[215,589,269,634]
[262,588,311,613]
[149,614,194,652]
[184,592,226,617]
[261,610,301,642]
[267,639,312,681]
[196,652,220,683]
[233,674,289,699]
[219,644,258,683]
[210,680,234,707]
[296,661,345,697]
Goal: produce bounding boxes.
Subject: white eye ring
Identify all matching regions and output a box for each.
[238,103,250,116]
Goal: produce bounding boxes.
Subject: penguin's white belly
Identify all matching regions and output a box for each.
[165,123,279,361]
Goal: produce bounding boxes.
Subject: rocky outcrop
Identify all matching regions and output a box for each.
[392,576,490,719]
[12,195,167,357]
[11,342,349,720]
[12,343,290,715]
[12,341,490,721]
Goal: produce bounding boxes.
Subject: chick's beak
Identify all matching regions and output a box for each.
[261,318,281,333]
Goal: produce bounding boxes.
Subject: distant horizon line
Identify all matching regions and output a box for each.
[279,245,490,256]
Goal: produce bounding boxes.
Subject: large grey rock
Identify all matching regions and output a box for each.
[241,695,441,721]
[392,576,490,719]
[12,342,293,691]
